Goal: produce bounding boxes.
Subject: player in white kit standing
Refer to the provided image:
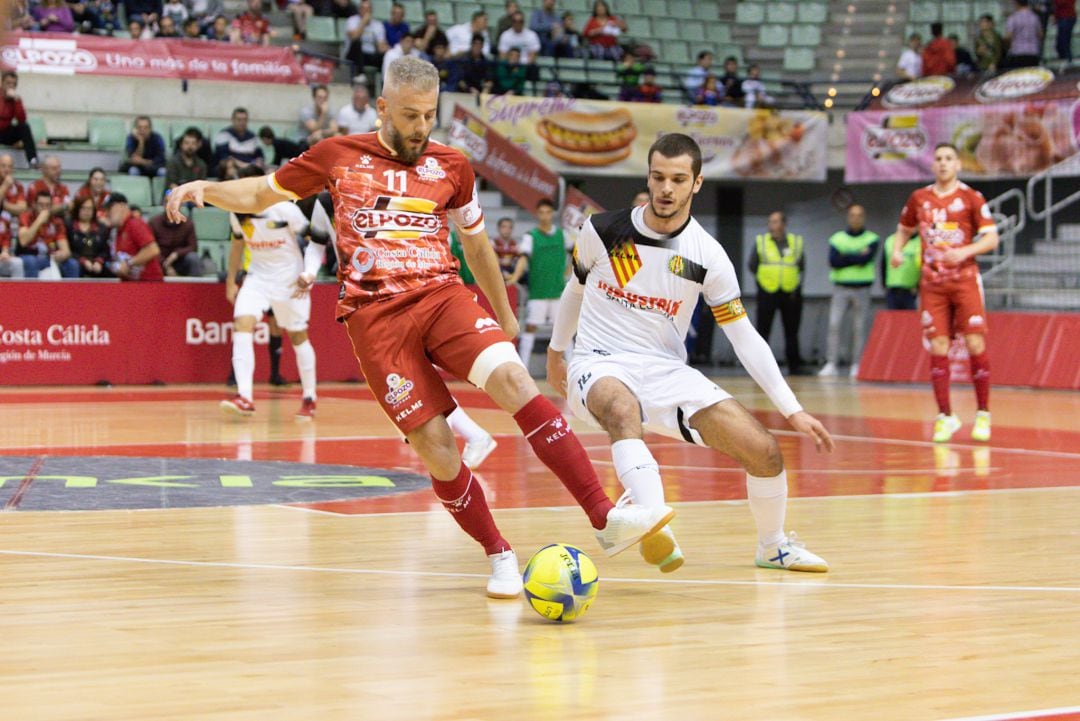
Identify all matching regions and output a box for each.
[548,133,834,573]
[222,172,325,420]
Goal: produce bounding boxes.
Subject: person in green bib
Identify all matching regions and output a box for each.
[820,204,880,378]
[517,198,571,365]
[449,230,476,285]
[749,211,805,375]
[882,231,920,310]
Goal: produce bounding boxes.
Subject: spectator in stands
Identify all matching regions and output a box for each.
[0,153,28,218]
[447,10,490,57]
[161,0,186,26]
[0,212,23,278]
[188,0,225,29]
[231,0,271,46]
[126,0,161,26]
[257,126,302,166]
[345,0,389,72]
[498,11,541,64]
[494,48,528,94]
[28,155,71,217]
[632,189,648,206]
[749,210,805,375]
[325,0,357,21]
[1004,0,1043,68]
[495,217,525,285]
[685,51,714,96]
[381,32,421,86]
[103,193,162,281]
[629,67,662,103]
[0,72,38,169]
[17,191,78,278]
[68,0,105,33]
[495,0,519,40]
[32,0,76,31]
[214,107,264,179]
[166,128,209,194]
[208,14,230,41]
[742,64,773,108]
[616,52,645,100]
[121,116,167,178]
[922,22,956,76]
[128,18,151,39]
[383,2,409,47]
[694,74,722,106]
[67,196,111,278]
[9,0,38,32]
[74,167,110,213]
[529,0,560,56]
[430,42,453,88]
[149,210,201,277]
[298,84,339,148]
[414,9,447,55]
[897,32,923,79]
[183,17,201,37]
[948,35,977,75]
[1054,0,1076,61]
[552,11,582,58]
[157,15,181,36]
[975,15,1004,71]
[336,82,377,134]
[582,0,625,60]
[457,34,493,94]
[719,55,744,104]
[286,0,315,41]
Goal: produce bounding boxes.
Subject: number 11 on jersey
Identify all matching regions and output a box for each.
[384,169,408,193]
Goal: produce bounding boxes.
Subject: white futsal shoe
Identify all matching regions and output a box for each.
[817,362,838,377]
[640,525,685,573]
[486,549,523,599]
[755,532,829,573]
[462,434,498,470]
[595,491,676,558]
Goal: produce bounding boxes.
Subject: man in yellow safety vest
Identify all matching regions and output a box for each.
[749,211,804,374]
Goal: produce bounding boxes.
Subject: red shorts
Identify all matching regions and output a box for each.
[344,280,512,435]
[920,274,988,338]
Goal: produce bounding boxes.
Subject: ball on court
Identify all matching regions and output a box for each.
[522,543,599,623]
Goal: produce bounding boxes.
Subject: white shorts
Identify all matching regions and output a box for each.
[567,352,732,446]
[234,275,310,332]
[525,298,559,327]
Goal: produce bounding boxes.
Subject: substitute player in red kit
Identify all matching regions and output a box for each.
[166,56,672,600]
[893,143,999,443]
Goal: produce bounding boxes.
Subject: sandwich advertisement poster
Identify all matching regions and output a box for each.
[474,94,828,181]
[846,68,1080,183]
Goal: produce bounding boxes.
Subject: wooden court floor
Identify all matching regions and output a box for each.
[1,377,1079,721]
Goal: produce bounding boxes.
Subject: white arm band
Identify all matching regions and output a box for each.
[303,240,325,278]
[549,280,584,353]
[721,315,803,418]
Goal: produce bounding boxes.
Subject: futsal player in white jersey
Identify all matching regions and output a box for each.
[548,134,835,573]
[222,173,325,420]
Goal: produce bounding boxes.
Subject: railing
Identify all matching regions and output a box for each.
[1026,152,1080,244]
[983,187,1025,308]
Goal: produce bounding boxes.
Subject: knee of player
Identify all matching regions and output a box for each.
[594,397,641,438]
[486,361,539,404]
[746,433,784,477]
[964,334,985,354]
[287,330,309,345]
[929,337,950,355]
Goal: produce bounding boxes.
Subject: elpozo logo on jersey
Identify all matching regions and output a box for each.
[2,37,97,74]
[415,157,446,182]
[349,196,440,240]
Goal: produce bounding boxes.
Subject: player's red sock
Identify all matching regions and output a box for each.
[969,352,990,411]
[930,354,952,415]
[514,395,614,530]
[431,463,510,556]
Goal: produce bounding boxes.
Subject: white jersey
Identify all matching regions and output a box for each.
[229,201,310,282]
[571,206,743,362]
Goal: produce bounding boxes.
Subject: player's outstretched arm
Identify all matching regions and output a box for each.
[460,227,519,339]
[166,177,290,223]
[546,279,585,397]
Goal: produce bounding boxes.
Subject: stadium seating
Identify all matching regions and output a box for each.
[307,16,340,43]
[87,118,127,153]
[192,207,232,243]
[110,174,154,208]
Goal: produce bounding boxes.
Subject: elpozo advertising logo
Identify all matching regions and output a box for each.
[1,37,97,74]
[976,67,1055,103]
[883,76,956,108]
[861,114,928,161]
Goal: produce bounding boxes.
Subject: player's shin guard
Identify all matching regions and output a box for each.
[293,340,317,400]
[232,331,255,402]
[612,439,664,506]
[514,395,615,530]
[747,471,788,548]
[930,354,952,416]
[969,352,990,411]
[431,463,510,556]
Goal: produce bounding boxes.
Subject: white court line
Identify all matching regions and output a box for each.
[1,548,1078,595]
[934,706,1080,721]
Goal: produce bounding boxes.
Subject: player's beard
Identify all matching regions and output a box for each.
[649,190,691,220]
[387,122,429,164]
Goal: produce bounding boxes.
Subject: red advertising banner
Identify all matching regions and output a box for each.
[447,104,562,213]
[560,185,605,248]
[0,281,516,386]
[0,32,305,85]
[297,50,337,86]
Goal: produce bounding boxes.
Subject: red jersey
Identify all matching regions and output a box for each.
[271,132,485,319]
[115,215,163,281]
[232,12,270,44]
[3,177,25,209]
[899,182,997,284]
[74,184,110,210]
[17,210,67,256]
[493,235,520,274]
[27,179,71,208]
[0,215,13,251]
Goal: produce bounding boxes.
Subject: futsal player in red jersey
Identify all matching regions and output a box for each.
[167,57,672,599]
[893,143,999,443]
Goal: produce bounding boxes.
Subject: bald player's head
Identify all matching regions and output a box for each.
[846,204,866,233]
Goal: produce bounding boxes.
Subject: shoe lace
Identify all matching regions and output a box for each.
[783,531,806,550]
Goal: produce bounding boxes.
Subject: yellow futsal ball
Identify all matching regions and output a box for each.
[522,543,599,623]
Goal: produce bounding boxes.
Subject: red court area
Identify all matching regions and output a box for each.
[4,384,1078,517]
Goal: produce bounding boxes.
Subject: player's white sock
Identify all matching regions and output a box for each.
[612,438,665,506]
[293,340,317,400]
[747,471,788,548]
[232,331,255,402]
[447,405,488,445]
[518,331,535,362]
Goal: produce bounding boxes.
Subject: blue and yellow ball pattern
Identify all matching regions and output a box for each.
[522,543,599,623]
